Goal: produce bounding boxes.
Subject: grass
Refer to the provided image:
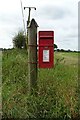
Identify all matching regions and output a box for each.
[2,49,79,119]
[0,51,2,119]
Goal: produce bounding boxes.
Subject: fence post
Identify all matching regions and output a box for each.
[28,19,38,94]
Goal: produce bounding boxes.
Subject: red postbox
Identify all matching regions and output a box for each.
[38,31,54,68]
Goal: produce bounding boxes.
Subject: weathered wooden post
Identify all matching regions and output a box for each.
[28,19,38,94]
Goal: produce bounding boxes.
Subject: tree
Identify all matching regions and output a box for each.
[54,44,58,50]
[13,31,26,49]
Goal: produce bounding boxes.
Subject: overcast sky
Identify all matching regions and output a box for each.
[0,0,79,50]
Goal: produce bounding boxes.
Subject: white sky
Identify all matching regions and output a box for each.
[0,0,79,50]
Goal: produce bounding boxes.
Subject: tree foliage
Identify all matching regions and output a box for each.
[54,44,58,49]
[13,31,26,49]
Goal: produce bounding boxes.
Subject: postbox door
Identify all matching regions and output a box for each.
[38,46,53,68]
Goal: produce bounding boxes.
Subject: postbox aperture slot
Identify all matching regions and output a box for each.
[44,46,48,49]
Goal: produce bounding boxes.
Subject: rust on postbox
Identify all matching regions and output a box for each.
[38,31,54,68]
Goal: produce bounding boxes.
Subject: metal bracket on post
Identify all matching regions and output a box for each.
[24,7,36,53]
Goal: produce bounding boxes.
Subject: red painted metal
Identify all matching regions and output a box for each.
[38,31,54,68]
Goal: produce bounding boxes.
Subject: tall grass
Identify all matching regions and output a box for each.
[2,49,79,119]
[0,51,2,119]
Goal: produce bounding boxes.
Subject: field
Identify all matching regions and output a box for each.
[2,49,79,119]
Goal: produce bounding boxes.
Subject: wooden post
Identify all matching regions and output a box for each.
[28,19,38,94]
